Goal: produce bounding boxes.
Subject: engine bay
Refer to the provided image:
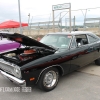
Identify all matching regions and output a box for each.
[0,46,55,66]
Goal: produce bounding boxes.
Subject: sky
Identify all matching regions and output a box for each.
[0,0,100,25]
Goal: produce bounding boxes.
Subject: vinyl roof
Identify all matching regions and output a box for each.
[48,31,100,39]
[48,31,94,35]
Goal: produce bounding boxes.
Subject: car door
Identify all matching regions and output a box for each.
[69,34,94,72]
[87,34,100,60]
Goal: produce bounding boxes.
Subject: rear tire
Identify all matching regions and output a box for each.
[95,58,100,65]
[38,67,59,92]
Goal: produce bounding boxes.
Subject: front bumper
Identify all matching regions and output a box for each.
[0,70,26,86]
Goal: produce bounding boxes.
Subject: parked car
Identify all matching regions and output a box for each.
[0,31,100,92]
[0,32,20,53]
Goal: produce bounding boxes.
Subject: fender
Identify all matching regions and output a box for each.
[36,64,64,84]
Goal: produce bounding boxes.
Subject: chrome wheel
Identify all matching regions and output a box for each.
[43,71,58,88]
[38,67,59,91]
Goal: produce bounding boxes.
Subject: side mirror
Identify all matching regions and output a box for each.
[77,43,81,47]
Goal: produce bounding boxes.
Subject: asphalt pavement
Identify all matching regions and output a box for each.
[0,63,100,100]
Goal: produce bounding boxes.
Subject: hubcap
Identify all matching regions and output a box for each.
[43,70,58,88]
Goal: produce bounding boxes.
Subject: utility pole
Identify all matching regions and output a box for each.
[73,16,75,31]
[69,3,71,33]
[28,13,30,34]
[84,9,87,30]
[52,10,55,32]
[18,0,22,34]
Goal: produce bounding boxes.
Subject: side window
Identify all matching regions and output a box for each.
[75,34,88,46]
[87,35,98,43]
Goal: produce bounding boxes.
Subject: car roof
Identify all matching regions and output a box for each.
[47,31,100,39]
[47,31,94,36]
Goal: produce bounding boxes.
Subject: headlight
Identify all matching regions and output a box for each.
[13,67,21,78]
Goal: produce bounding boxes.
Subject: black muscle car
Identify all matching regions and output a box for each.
[0,31,100,92]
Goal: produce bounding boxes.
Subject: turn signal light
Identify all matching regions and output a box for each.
[30,78,35,81]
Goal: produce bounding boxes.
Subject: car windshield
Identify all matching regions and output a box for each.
[40,34,72,49]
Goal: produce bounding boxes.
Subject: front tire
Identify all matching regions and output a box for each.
[38,67,59,92]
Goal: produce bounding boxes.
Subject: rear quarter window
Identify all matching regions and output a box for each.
[87,35,99,43]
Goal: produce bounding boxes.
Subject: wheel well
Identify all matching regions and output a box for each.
[36,65,64,84]
[53,66,64,76]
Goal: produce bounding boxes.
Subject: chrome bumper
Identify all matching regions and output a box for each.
[0,70,26,86]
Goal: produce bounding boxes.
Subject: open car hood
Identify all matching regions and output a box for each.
[0,32,55,50]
